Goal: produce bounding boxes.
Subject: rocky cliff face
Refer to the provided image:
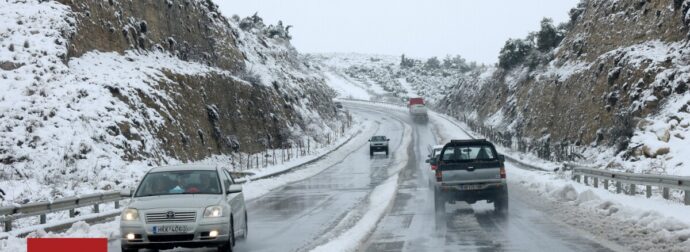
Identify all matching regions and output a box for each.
[314,0,690,175]
[0,0,339,201]
[437,0,690,175]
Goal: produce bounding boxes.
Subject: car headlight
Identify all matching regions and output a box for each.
[203,205,223,218]
[122,208,139,221]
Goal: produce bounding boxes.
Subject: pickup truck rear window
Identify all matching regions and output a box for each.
[441,145,496,162]
[371,136,386,141]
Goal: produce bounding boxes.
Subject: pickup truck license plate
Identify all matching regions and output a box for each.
[460,184,483,190]
[152,225,190,234]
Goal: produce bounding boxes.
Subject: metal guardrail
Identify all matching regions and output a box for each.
[0,191,125,232]
[570,164,690,205]
[0,122,362,235]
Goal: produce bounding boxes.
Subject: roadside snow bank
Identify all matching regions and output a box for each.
[0,219,119,251]
[510,165,690,250]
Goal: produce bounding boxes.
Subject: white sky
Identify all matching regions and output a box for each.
[214,0,579,64]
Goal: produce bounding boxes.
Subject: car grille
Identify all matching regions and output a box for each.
[145,211,196,223]
[148,234,194,242]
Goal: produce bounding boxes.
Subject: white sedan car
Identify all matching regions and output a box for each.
[120,165,247,252]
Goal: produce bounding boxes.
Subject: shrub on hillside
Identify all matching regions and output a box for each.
[498,39,532,69]
[424,57,441,70]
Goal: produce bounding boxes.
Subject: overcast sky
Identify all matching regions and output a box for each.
[214,0,579,64]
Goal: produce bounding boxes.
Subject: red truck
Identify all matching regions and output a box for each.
[408,97,425,106]
[408,97,428,123]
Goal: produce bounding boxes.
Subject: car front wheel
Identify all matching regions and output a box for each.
[218,219,234,252]
[240,211,248,240]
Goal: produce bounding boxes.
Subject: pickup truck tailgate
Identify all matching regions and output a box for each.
[440,162,502,184]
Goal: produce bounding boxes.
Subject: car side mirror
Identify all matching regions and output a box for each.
[227,184,243,194]
[120,189,133,197]
[368,139,371,142]
[430,159,438,165]
[386,139,390,141]
[425,159,430,163]
[498,155,505,163]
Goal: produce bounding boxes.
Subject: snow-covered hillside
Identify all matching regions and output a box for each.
[315,1,690,178]
[308,53,484,104]
[0,0,342,205]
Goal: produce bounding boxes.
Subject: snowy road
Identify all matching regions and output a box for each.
[105,103,624,252]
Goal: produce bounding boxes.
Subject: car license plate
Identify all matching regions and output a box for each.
[152,225,190,234]
[460,184,483,190]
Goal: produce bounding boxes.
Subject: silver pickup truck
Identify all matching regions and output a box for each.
[431,139,508,212]
[369,135,390,156]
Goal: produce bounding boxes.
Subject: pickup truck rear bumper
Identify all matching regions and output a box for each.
[436,182,507,203]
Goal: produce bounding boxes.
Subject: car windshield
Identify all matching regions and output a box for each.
[433,148,443,158]
[134,170,221,197]
[441,145,496,162]
[371,136,386,141]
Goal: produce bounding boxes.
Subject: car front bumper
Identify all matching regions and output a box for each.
[120,219,231,249]
[370,146,388,151]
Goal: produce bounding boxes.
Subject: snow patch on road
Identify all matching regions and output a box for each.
[310,175,399,252]
[243,117,377,200]
[309,114,412,252]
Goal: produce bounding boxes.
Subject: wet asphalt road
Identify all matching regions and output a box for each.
[236,103,619,252]
[233,107,407,252]
[111,103,620,252]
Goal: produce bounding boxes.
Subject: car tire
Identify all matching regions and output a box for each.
[120,246,137,252]
[240,210,248,240]
[218,218,235,252]
[369,150,374,156]
[385,148,389,156]
[493,191,509,213]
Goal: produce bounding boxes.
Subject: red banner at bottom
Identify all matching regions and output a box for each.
[27,238,107,252]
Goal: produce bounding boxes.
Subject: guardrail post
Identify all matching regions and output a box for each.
[661,187,671,199]
[69,209,75,218]
[629,184,636,196]
[40,214,47,224]
[115,200,120,209]
[94,204,100,213]
[662,188,670,199]
[685,191,690,206]
[576,174,581,183]
[4,219,11,232]
[593,177,599,188]
[603,179,609,190]
[584,176,589,186]
[646,185,652,198]
[616,181,622,194]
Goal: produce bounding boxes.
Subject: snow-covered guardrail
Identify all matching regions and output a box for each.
[569,164,690,205]
[0,191,124,233]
